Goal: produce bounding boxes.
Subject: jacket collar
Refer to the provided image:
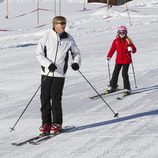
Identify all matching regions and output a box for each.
[59,32,69,39]
[52,28,68,40]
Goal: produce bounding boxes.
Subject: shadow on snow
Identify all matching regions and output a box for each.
[69,110,158,133]
[132,84,158,94]
[67,85,158,132]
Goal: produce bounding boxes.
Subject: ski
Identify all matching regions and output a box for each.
[116,93,131,100]
[29,126,75,145]
[89,89,123,100]
[89,92,105,100]
[29,133,59,145]
[12,135,44,146]
[117,95,126,100]
[12,126,75,146]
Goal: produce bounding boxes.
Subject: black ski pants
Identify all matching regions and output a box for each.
[40,75,65,125]
[110,63,131,90]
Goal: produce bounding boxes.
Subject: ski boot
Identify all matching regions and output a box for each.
[50,124,62,134]
[123,89,131,96]
[39,124,51,136]
[104,85,119,95]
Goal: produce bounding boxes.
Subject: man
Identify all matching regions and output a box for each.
[36,16,81,135]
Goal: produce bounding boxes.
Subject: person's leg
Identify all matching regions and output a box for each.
[51,77,65,125]
[122,64,131,90]
[110,63,122,89]
[40,75,52,125]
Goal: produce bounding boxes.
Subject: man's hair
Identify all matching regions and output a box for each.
[52,16,66,27]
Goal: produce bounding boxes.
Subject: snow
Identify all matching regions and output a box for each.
[0,0,158,157]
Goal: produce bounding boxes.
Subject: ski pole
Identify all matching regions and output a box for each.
[10,34,60,132]
[107,61,111,83]
[131,62,137,88]
[10,72,50,132]
[78,70,119,118]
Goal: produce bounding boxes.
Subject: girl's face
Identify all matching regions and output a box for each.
[118,31,126,38]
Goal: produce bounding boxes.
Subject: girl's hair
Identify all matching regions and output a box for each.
[116,35,133,45]
[126,36,133,45]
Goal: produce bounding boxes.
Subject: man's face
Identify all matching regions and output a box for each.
[54,21,66,33]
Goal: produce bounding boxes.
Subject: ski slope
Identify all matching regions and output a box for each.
[0,0,158,157]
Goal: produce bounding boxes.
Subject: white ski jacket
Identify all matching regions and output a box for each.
[36,29,81,77]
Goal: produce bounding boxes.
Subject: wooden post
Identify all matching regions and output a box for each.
[59,0,61,15]
[107,0,109,16]
[5,0,9,19]
[83,0,86,10]
[126,3,132,26]
[54,0,57,16]
[37,0,40,25]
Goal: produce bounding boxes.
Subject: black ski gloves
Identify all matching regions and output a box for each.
[48,63,57,72]
[71,63,79,71]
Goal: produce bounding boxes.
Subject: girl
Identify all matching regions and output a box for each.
[105,26,137,95]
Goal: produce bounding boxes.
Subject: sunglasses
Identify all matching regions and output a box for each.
[118,31,126,35]
[56,22,66,25]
